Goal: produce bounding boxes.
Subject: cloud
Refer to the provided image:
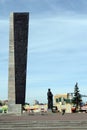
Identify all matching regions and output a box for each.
[0,0,7,4]
[1,0,87,19]
[29,14,87,60]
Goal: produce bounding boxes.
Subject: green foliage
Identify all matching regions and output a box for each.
[72,82,82,108]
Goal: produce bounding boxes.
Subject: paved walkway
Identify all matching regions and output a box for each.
[1,112,87,121]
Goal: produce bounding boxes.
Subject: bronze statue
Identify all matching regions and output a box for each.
[47,88,53,109]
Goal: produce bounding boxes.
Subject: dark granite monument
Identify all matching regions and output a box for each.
[47,89,53,110]
[8,12,29,114]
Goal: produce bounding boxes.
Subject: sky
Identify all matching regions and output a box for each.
[1,0,87,104]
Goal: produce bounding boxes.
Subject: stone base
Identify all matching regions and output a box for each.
[8,103,22,115]
[47,109,52,114]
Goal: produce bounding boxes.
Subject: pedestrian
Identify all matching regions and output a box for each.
[62,109,65,115]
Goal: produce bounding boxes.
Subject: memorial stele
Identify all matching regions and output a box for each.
[8,12,29,114]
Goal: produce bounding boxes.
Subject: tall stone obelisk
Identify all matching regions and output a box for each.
[8,12,29,114]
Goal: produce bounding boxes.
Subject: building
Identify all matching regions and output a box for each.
[54,93,74,113]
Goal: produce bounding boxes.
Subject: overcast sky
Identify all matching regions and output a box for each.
[1,0,87,104]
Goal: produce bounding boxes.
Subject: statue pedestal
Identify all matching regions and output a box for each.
[47,109,52,114]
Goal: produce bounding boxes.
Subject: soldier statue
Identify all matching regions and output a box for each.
[47,88,53,110]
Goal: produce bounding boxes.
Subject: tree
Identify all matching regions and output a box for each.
[72,82,82,109]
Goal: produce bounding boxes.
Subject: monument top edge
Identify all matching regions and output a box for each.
[10,12,29,16]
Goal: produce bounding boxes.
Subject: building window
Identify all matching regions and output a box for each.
[56,98,59,103]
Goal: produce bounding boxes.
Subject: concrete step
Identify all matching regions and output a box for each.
[0,127,87,130]
[0,121,87,129]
